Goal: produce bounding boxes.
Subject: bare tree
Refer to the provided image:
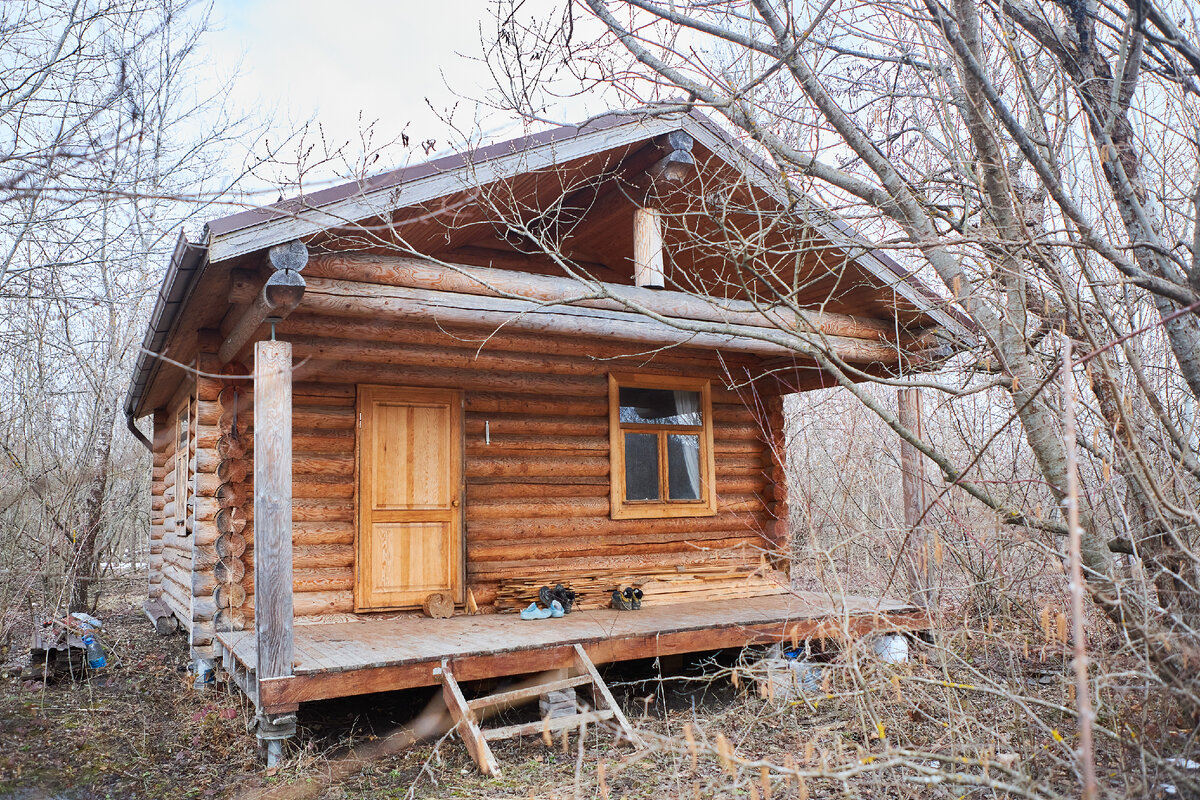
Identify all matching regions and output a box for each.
[0,0,247,620]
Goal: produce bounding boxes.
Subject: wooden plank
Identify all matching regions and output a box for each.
[253,340,295,690]
[482,709,614,741]
[439,664,502,776]
[252,599,931,706]
[572,644,641,747]
[466,674,592,711]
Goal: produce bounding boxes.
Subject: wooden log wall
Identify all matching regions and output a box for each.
[189,351,224,658]
[247,272,791,616]
[213,377,252,631]
[147,410,170,605]
[157,388,194,628]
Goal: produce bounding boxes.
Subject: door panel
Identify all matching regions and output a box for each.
[357,386,462,610]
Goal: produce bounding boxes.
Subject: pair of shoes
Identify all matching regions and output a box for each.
[610,587,643,611]
[520,600,565,620]
[539,583,576,614]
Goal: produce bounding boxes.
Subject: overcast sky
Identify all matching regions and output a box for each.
[203,0,606,202]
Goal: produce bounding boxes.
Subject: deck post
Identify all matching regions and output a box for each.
[253,339,296,762]
[897,387,935,608]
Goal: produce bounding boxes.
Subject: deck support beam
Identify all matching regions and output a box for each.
[898,387,935,608]
[253,338,296,757]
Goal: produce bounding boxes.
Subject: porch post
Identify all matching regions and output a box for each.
[253,338,295,763]
[897,387,936,609]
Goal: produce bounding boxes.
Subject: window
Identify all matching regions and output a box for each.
[608,374,716,519]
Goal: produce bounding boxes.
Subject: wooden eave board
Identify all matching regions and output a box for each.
[216,591,922,680]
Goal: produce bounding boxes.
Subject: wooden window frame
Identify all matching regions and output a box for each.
[608,373,717,520]
[175,399,193,535]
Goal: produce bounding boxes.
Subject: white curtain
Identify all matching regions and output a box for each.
[673,390,701,497]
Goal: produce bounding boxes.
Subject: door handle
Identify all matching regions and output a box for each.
[451,499,460,507]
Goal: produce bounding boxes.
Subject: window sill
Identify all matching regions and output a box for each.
[611,502,718,520]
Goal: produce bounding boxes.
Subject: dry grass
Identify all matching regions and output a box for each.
[0,574,1195,799]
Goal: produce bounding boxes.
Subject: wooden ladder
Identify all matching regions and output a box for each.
[435,644,642,776]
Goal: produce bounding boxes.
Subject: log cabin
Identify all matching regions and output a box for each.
[124,109,969,768]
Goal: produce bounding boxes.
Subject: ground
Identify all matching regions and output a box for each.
[0,576,1192,799]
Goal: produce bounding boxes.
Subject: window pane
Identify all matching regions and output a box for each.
[667,434,701,500]
[618,386,702,425]
[623,432,659,501]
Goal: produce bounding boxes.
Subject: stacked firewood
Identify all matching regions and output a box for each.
[213,377,251,632]
[494,562,787,612]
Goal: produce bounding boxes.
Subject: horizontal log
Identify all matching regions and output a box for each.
[280,313,751,370]
[294,405,354,429]
[464,393,607,417]
[467,512,769,542]
[292,544,354,569]
[286,335,712,384]
[196,450,221,474]
[472,535,767,566]
[244,567,353,595]
[294,480,355,500]
[465,434,607,454]
[294,429,355,453]
[467,549,754,580]
[299,276,904,364]
[467,496,610,520]
[292,521,354,545]
[293,381,354,399]
[293,499,354,522]
[292,358,606,398]
[469,455,609,479]
[466,474,610,486]
[294,452,354,477]
[193,543,220,571]
[293,591,353,616]
[196,399,220,427]
[304,254,900,340]
[466,482,610,501]
[465,413,607,437]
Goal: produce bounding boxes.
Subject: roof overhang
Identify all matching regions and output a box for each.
[125,109,974,420]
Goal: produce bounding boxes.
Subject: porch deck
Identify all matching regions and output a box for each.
[214,591,929,713]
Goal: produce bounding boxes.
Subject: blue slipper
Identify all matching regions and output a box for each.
[549,600,565,618]
[520,602,552,620]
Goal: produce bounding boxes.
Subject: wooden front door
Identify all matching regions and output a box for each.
[356,385,463,611]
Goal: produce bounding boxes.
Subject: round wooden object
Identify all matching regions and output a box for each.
[217,458,249,483]
[216,434,245,460]
[215,533,247,560]
[216,482,241,509]
[422,592,454,619]
[215,507,247,536]
[215,581,247,610]
[214,557,246,584]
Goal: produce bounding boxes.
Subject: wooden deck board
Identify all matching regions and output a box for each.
[219,591,927,711]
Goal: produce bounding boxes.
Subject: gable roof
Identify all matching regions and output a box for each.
[203,110,966,332]
[125,109,971,421]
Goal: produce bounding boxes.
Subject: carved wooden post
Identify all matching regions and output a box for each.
[253,338,295,762]
[898,387,935,608]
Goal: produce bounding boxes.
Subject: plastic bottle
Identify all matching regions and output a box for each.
[81,633,107,669]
